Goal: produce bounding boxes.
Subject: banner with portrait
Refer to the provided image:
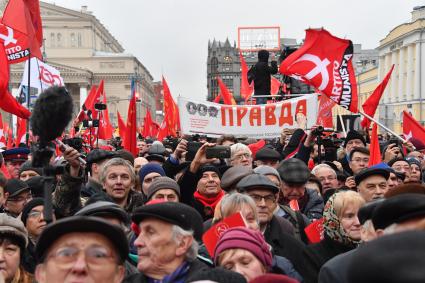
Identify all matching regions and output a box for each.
[178,93,318,138]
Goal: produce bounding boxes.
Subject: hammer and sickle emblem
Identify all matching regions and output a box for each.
[294,54,330,91]
[0,26,17,46]
[215,223,229,237]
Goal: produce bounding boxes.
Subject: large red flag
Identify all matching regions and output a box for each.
[403,111,425,141]
[156,120,168,141]
[239,51,253,100]
[0,44,30,119]
[0,21,32,64]
[280,28,358,113]
[1,0,43,59]
[162,77,180,137]
[95,81,114,140]
[142,110,154,138]
[123,80,138,156]
[0,113,6,148]
[15,117,27,146]
[368,123,381,166]
[361,65,394,128]
[217,76,236,105]
[316,94,334,128]
[117,111,126,138]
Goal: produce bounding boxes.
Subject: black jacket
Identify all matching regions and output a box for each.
[123,260,208,283]
[264,215,316,283]
[318,249,356,283]
[300,189,324,221]
[305,234,357,279]
[248,52,278,96]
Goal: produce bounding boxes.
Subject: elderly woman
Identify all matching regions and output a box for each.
[305,190,365,276]
[214,227,302,282]
[229,143,253,167]
[0,214,33,283]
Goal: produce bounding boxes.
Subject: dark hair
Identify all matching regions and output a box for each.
[0,233,25,257]
[307,174,323,193]
[216,134,237,145]
[349,147,370,161]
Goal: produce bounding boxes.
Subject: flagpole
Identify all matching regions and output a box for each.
[25,55,31,146]
[337,107,347,137]
[359,111,408,143]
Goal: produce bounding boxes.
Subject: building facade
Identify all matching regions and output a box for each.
[378,5,425,133]
[0,1,157,130]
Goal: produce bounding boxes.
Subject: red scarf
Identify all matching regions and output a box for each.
[194,190,224,214]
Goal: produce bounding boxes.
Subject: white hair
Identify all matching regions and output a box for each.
[171,225,199,262]
[311,163,336,177]
[226,143,252,165]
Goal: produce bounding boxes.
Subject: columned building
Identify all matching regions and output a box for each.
[1,1,157,130]
[378,5,425,132]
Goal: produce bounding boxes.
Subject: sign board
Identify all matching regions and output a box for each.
[238,26,281,52]
[336,114,361,132]
[178,93,318,139]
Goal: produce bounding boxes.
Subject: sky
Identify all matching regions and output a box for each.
[46,0,423,101]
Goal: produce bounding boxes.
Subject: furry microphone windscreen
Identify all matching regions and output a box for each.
[30,86,74,144]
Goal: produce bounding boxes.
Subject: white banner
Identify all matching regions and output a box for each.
[178,94,318,139]
[20,58,64,92]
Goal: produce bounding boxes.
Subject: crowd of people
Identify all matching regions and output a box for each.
[0,123,424,283]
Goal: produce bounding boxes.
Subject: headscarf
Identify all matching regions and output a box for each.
[323,193,361,246]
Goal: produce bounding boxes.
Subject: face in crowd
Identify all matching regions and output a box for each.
[345,139,365,154]
[357,175,388,202]
[245,188,278,229]
[231,150,252,167]
[5,190,32,217]
[281,181,306,201]
[6,160,26,180]
[35,232,125,283]
[142,173,162,195]
[313,166,338,194]
[197,171,221,198]
[0,236,22,282]
[102,162,135,205]
[391,160,411,181]
[218,249,267,281]
[349,151,370,174]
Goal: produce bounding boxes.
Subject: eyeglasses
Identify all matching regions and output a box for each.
[233,153,251,161]
[248,194,276,205]
[47,246,117,268]
[28,210,44,219]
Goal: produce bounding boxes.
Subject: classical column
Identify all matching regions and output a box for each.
[414,41,421,101]
[391,50,398,102]
[406,44,414,100]
[79,83,88,108]
[398,46,405,101]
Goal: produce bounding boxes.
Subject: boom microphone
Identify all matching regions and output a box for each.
[30,86,74,145]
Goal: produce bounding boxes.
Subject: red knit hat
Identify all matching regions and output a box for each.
[249,274,299,283]
[214,227,272,268]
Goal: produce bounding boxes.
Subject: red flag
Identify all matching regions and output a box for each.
[74,86,98,125]
[368,123,381,166]
[280,28,358,113]
[117,111,126,138]
[304,218,324,244]
[361,65,394,128]
[239,51,253,100]
[151,122,160,137]
[0,44,30,119]
[316,94,334,128]
[95,81,114,140]
[1,0,43,59]
[15,117,27,146]
[213,94,222,103]
[202,212,246,257]
[270,76,281,95]
[6,123,13,149]
[0,21,32,64]
[142,111,154,138]
[123,80,138,156]
[156,120,168,141]
[162,77,180,137]
[0,113,6,148]
[403,111,425,141]
[217,76,236,105]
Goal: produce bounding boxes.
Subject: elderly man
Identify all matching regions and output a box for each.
[278,158,324,221]
[179,143,224,220]
[355,167,390,202]
[100,157,144,213]
[254,147,281,169]
[125,201,206,282]
[146,176,180,202]
[229,143,253,167]
[388,157,411,182]
[311,164,339,195]
[4,179,32,217]
[236,173,316,283]
[2,147,30,179]
[35,216,128,283]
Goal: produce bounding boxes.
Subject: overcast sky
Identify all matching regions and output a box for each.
[46,0,423,101]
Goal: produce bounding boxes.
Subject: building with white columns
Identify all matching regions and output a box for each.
[378,5,425,133]
[0,1,157,131]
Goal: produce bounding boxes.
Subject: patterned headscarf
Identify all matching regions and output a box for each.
[323,193,361,246]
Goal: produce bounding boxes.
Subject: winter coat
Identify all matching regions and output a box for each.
[264,215,316,283]
[305,234,357,279]
[123,260,208,283]
[248,51,278,96]
[318,249,355,283]
[300,189,324,221]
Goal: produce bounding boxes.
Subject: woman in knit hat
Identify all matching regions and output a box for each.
[214,227,301,282]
